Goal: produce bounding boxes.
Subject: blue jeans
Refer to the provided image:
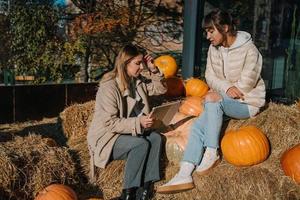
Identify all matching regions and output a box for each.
[183,93,250,165]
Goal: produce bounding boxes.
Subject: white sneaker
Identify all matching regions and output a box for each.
[156,174,194,194]
[196,149,220,175]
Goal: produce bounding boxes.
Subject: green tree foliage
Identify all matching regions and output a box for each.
[0,14,10,70]
[8,0,83,83]
[9,1,57,73]
[4,0,183,83]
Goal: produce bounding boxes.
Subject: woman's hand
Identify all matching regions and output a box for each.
[226,86,244,100]
[205,91,221,102]
[144,54,158,73]
[140,115,155,129]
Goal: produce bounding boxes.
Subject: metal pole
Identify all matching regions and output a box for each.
[182,0,205,79]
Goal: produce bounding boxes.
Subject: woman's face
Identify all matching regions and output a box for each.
[126,54,144,78]
[205,25,225,47]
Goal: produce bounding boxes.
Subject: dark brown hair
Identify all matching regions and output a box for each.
[203,9,237,36]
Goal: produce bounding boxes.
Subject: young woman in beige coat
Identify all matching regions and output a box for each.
[157,9,266,194]
[87,44,167,200]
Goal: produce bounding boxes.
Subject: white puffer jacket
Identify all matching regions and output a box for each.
[205,31,265,115]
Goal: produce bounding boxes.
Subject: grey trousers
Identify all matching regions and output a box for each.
[111,131,162,189]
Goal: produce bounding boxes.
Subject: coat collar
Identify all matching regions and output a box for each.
[116,76,147,117]
[116,76,142,97]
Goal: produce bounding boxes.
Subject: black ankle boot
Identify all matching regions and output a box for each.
[112,188,136,200]
[136,182,153,200]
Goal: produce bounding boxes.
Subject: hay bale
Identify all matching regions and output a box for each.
[0,117,65,145]
[67,135,125,199]
[60,101,95,139]
[0,145,18,199]
[95,161,125,199]
[0,132,14,143]
[155,159,300,200]
[0,134,80,199]
[68,136,90,177]
[61,100,125,199]
[64,101,300,199]
[155,103,300,200]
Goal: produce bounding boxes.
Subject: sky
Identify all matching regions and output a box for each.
[54,0,67,6]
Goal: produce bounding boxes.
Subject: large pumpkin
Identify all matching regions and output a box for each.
[164,112,196,163]
[35,184,77,200]
[179,96,204,116]
[221,126,270,166]
[164,77,185,97]
[185,78,209,97]
[154,55,178,78]
[281,143,300,184]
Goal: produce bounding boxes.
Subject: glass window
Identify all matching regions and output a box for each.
[201,0,300,102]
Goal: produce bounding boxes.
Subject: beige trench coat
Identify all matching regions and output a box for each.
[87,71,166,180]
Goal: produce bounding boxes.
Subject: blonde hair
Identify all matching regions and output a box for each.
[101,44,143,93]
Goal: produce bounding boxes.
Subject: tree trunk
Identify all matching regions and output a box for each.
[82,38,91,82]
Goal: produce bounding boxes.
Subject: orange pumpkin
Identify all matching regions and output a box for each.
[221,126,270,166]
[179,96,204,116]
[281,143,300,184]
[185,78,209,97]
[164,112,197,163]
[35,184,77,200]
[164,77,185,97]
[154,55,178,78]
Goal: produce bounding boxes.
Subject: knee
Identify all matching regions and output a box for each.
[190,125,204,139]
[136,138,150,151]
[149,132,162,144]
[191,121,199,132]
[188,129,205,146]
[205,92,222,103]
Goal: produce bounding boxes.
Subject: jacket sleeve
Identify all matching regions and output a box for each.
[234,46,263,93]
[141,70,167,96]
[96,85,142,136]
[205,46,233,93]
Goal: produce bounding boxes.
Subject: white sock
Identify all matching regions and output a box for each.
[177,161,195,177]
[206,147,217,155]
[196,147,219,172]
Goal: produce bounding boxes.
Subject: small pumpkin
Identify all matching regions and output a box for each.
[35,184,77,200]
[281,143,300,184]
[179,96,204,116]
[185,78,209,97]
[164,77,185,97]
[221,126,270,166]
[154,55,178,78]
